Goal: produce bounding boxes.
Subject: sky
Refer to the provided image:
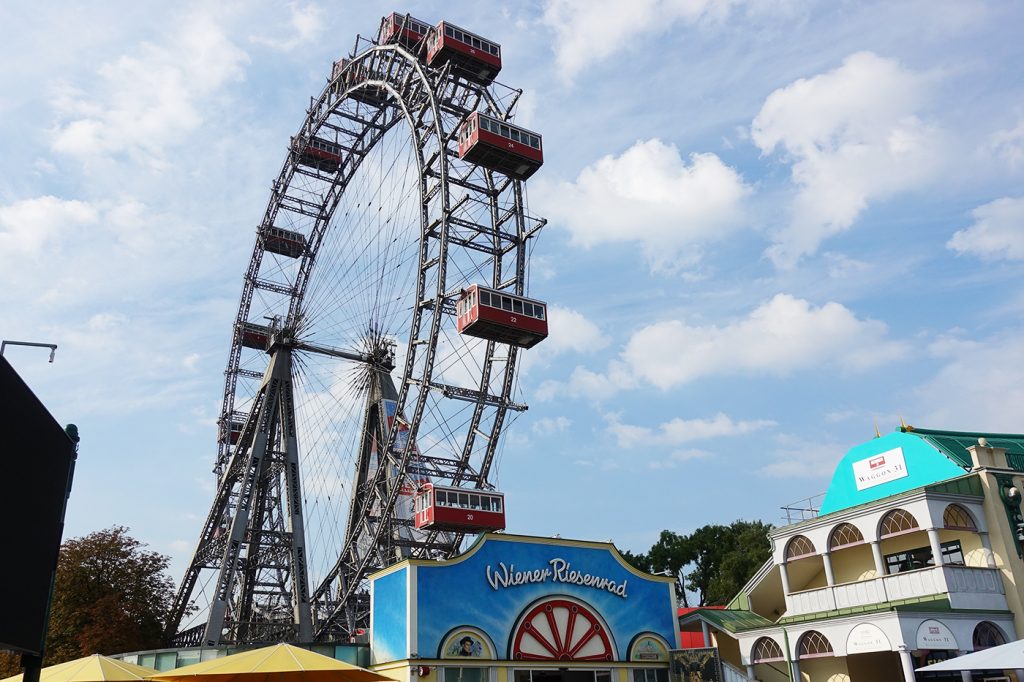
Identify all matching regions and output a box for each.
[2,0,1024,587]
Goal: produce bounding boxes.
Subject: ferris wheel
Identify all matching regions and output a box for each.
[166,14,549,647]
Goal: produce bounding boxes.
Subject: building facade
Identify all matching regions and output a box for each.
[367,533,680,682]
[681,427,1024,682]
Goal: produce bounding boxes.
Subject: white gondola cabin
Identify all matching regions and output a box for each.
[413,483,505,532]
[332,59,388,106]
[261,226,306,258]
[292,135,343,172]
[456,284,548,349]
[457,112,543,180]
[378,12,432,49]
[426,22,501,85]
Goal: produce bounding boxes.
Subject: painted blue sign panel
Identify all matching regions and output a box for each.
[389,534,678,663]
[371,566,407,664]
[818,432,970,515]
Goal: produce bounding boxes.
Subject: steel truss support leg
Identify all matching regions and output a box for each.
[175,345,312,646]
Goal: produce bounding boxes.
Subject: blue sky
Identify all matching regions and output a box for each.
[2,0,1023,585]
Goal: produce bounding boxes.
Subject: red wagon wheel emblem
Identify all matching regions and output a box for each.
[512,599,614,661]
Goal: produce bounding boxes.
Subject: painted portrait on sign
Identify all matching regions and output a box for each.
[440,629,493,659]
[629,634,669,662]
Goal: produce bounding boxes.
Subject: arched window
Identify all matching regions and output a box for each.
[973,622,1007,650]
[797,631,833,659]
[828,523,865,550]
[785,535,816,560]
[751,637,784,663]
[879,509,920,538]
[943,504,977,531]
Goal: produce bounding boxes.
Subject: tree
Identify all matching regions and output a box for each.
[618,548,651,573]
[686,520,773,606]
[685,524,733,606]
[0,652,21,678]
[631,520,773,608]
[706,520,773,605]
[646,530,694,608]
[44,526,176,663]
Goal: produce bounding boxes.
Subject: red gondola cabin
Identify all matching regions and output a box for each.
[239,322,271,350]
[457,112,543,180]
[379,12,432,49]
[262,226,306,258]
[426,22,501,85]
[332,59,388,106]
[227,419,244,445]
[292,135,343,173]
[456,284,548,349]
[413,483,505,533]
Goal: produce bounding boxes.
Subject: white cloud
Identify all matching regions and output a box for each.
[0,194,214,311]
[916,332,1024,431]
[0,195,99,256]
[758,433,843,479]
[539,294,908,400]
[992,120,1024,170]
[622,294,908,388]
[535,361,637,403]
[648,449,714,469]
[546,305,608,354]
[606,412,775,448]
[823,252,870,279]
[50,8,248,164]
[250,2,325,52]
[540,0,794,81]
[752,52,944,267]
[947,197,1024,261]
[532,416,572,435]
[521,305,608,378]
[536,139,750,274]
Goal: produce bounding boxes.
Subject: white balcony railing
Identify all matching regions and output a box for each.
[786,565,1006,616]
[721,660,752,682]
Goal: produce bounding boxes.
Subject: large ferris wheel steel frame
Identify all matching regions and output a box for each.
[166,22,545,647]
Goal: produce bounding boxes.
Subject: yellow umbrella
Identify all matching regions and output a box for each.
[146,644,392,682]
[0,654,158,682]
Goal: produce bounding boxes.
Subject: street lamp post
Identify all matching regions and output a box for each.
[0,340,58,362]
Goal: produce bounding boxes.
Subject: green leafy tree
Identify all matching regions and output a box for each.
[684,524,732,606]
[632,520,773,608]
[45,526,176,663]
[618,548,652,573]
[706,520,773,605]
[686,521,773,606]
[646,530,695,608]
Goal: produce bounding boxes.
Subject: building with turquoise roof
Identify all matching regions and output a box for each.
[680,425,1024,682]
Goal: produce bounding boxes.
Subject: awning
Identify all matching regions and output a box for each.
[146,644,392,682]
[0,654,157,682]
[916,640,1024,672]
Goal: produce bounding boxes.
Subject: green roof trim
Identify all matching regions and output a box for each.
[907,427,1024,470]
[926,474,984,497]
[678,608,774,633]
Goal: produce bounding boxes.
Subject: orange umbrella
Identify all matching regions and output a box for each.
[146,644,392,682]
[0,654,158,682]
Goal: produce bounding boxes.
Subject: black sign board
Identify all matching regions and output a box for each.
[0,356,77,655]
